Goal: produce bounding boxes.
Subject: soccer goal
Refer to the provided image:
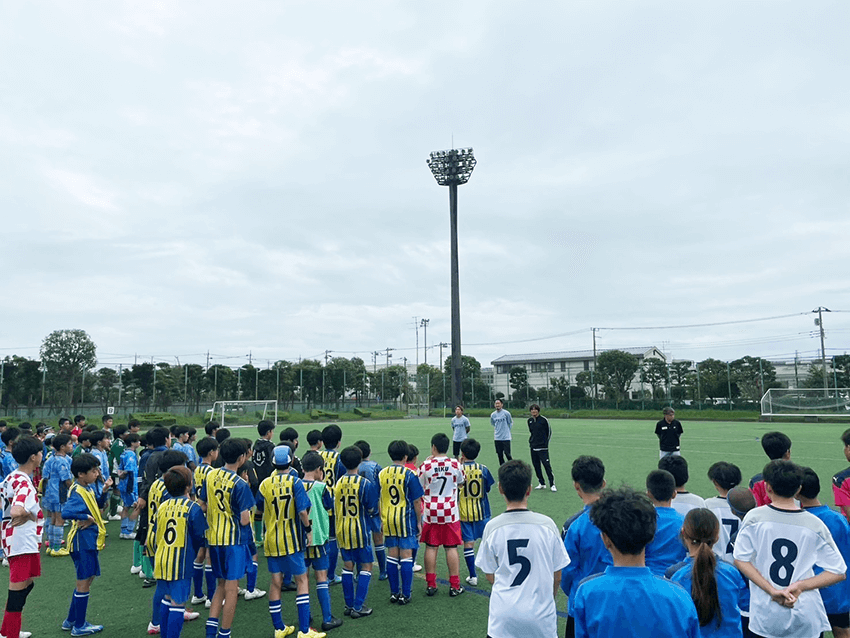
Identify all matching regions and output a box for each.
[207,400,278,427]
[760,388,850,418]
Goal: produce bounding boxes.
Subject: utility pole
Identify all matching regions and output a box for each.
[413,317,419,370]
[421,319,430,366]
[372,352,380,375]
[385,348,393,368]
[814,307,831,394]
[439,342,448,416]
[591,327,598,401]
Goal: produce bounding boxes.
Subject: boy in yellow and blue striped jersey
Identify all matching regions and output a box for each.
[148,466,207,638]
[334,446,378,619]
[353,440,387,580]
[190,437,218,607]
[198,438,255,638]
[257,446,323,638]
[458,439,494,587]
[318,425,345,584]
[378,440,423,604]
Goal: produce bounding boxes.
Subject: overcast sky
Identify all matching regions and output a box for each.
[2,1,848,373]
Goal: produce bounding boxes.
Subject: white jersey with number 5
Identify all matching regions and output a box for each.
[475,510,570,638]
[733,505,846,638]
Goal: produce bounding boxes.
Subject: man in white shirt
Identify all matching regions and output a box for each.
[476,460,569,638]
[734,460,846,638]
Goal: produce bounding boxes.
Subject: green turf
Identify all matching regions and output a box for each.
[21,417,849,638]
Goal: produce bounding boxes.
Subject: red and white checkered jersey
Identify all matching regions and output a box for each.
[418,456,465,524]
[1,470,43,556]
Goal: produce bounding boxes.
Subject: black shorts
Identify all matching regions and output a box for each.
[829,612,850,629]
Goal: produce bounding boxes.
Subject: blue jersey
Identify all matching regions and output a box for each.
[573,566,699,638]
[645,506,687,576]
[806,504,850,614]
[42,454,73,505]
[669,557,748,638]
[119,449,139,498]
[561,505,613,605]
[358,459,382,486]
[0,451,18,479]
[62,483,110,551]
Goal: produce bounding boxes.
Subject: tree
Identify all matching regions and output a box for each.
[595,350,639,401]
[40,329,97,410]
[443,355,485,405]
[640,359,669,398]
[575,370,594,397]
[804,363,836,389]
[730,356,777,403]
[509,367,529,394]
[670,361,694,400]
[0,356,42,410]
[93,367,119,411]
[696,359,737,402]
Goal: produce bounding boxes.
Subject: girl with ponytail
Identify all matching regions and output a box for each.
[669,508,748,637]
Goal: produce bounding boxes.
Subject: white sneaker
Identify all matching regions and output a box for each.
[412,563,422,572]
[139,571,146,579]
[108,515,122,521]
[550,485,557,492]
[2,559,8,567]
[465,576,478,586]
[190,595,207,605]
[183,611,199,621]
[19,632,32,638]
[534,484,546,490]
[130,566,142,574]
[237,588,247,595]
[117,505,123,514]
[204,600,212,609]
[147,623,160,635]
[244,588,266,600]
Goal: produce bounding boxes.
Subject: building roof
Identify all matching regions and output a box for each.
[491,347,664,366]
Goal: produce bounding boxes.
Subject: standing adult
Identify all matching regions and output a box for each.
[655,407,683,460]
[450,406,471,458]
[490,400,513,466]
[528,404,555,492]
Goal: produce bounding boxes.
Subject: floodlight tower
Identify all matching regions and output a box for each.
[427,147,477,410]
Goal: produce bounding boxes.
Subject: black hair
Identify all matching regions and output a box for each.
[83,424,98,433]
[173,426,189,438]
[681,508,722,628]
[169,425,180,437]
[219,437,250,465]
[841,428,850,447]
[102,415,113,424]
[301,451,324,474]
[197,437,219,459]
[74,415,86,425]
[18,422,32,431]
[163,466,192,497]
[128,419,141,430]
[430,432,449,454]
[340,445,363,471]
[204,421,220,436]
[646,469,676,502]
[321,425,342,449]
[658,455,689,488]
[58,417,70,428]
[529,403,540,412]
[306,429,322,446]
[146,427,169,448]
[762,459,803,498]
[88,431,106,446]
[159,450,187,473]
[124,433,141,445]
[799,466,820,500]
[257,420,275,437]
[52,433,72,451]
[387,440,408,462]
[407,443,419,461]
[353,440,371,459]
[71,453,100,477]
[78,432,90,445]
[706,462,741,491]
[281,427,299,442]
[1,428,20,446]
[215,428,231,444]
[113,424,129,439]
[571,455,605,493]
[761,431,792,460]
[12,436,42,464]
[186,427,196,438]
[498,459,532,502]
[460,438,481,460]
[590,486,657,555]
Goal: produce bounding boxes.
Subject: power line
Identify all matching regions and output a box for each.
[598,312,808,331]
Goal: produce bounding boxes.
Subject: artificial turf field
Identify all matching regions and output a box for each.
[20,416,850,638]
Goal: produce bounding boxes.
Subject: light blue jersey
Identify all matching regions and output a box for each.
[490,409,513,441]
[42,454,73,509]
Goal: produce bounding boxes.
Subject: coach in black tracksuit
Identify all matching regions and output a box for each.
[528,403,556,491]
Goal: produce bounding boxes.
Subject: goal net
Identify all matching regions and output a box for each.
[760,388,850,418]
[207,400,278,427]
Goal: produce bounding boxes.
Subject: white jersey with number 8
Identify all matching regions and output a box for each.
[734,505,846,638]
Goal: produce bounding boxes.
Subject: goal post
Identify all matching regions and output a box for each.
[760,388,850,418]
[207,400,278,427]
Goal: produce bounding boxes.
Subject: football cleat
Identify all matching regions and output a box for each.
[130,566,142,575]
[426,587,437,596]
[389,593,399,603]
[412,563,422,572]
[396,595,411,606]
[273,627,295,638]
[297,630,326,638]
[465,576,478,586]
[343,607,352,617]
[190,595,207,605]
[449,586,464,597]
[534,484,547,490]
[72,623,104,637]
[320,617,343,631]
[349,607,372,619]
[551,485,557,492]
[62,620,74,631]
[183,611,200,621]
[244,588,266,600]
[146,623,159,635]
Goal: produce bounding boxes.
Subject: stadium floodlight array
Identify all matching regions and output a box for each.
[760,388,850,419]
[427,148,477,186]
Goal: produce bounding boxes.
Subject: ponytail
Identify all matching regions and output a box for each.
[682,508,722,628]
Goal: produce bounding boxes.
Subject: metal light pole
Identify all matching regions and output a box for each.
[421,319,430,366]
[813,307,831,394]
[428,147,476,410]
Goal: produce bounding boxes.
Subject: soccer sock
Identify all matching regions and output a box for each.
[109,493,119,516]
[3,611,20,638]
[205,617,219,638]
[296,594,310,633]
[133,541,143,568]
[386,557,400,594]
[316,581,332,623]
[375,545,387,575]
[400,558,414,598]
[43,522,52,548]
[340,570,354,608]
[166,605,184,638]
[354,571,371,610]
[142,555,154,579]
[464,548,477,578]
[218,627,231,638]
[425,572,437,588]
[411,546,418,563]
[74,591,89,628]
[246,561,258,592]
[65,590,78,626]
[282,571,292,587]
[159,601,170,636]
[268,599,284,631]
[152,582,166,626]
[253,520,263,543]
[193,562,204,598]
[204,567,217,599]
[328,538,339,577]
[449,574,460,589]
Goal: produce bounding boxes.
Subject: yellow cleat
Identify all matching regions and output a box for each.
[298,630,326,638]
[53,548,70,556]
[274,627,295,638]
[45,549,54,557]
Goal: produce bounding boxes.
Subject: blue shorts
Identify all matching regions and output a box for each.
[209,544,252,581]
[41,497,60,513]
[384,535,419,550]
[340,547,373,565]
[461,520,487,542]
[305,546,329,572]
[71,550,100,580]
[120,491,137,508]
[367,515,382,534]
[267,552,306,576]
[161,578,192,605]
